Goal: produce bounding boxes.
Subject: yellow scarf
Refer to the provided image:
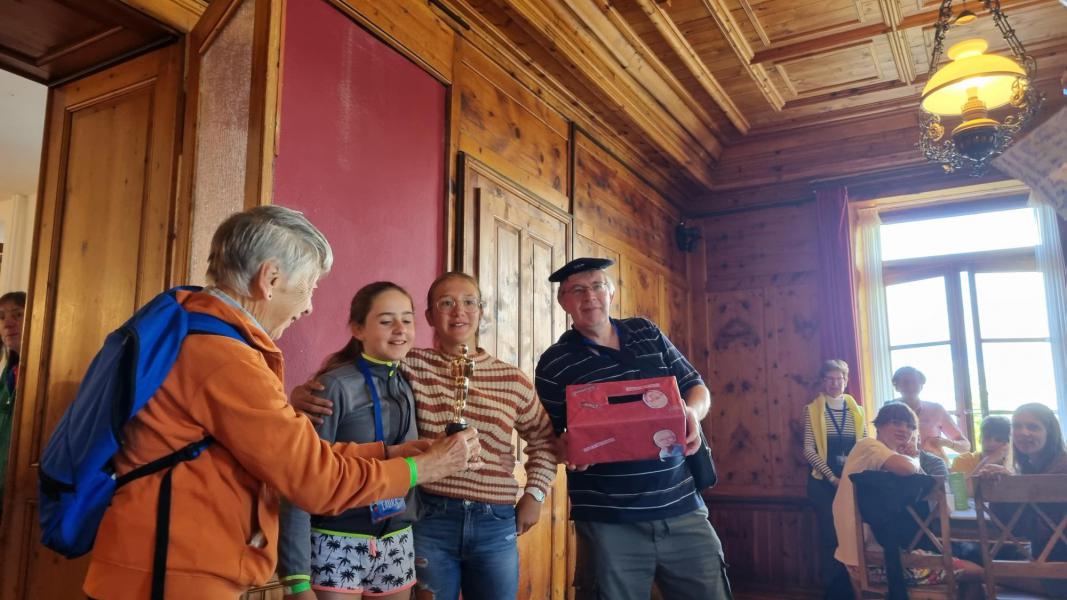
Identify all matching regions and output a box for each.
[807,393,865,480]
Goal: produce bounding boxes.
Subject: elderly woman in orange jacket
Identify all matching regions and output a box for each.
[83,206,480,600]
[803,359,866,599]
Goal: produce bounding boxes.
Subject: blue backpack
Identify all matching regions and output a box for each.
[38,286,250,598]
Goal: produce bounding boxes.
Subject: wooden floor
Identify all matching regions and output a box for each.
[733,586,822,600]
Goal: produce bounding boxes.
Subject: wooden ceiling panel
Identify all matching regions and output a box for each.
[463,0,1067,205]
[901,0,948,17]
[776,41,886,97]
[907,2,1067,77]
[739,0,877,45]
[0,0,178,84]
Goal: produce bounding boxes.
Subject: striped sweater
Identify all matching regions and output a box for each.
[402,347,557,505]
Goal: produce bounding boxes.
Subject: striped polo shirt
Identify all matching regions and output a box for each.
[535,317,705,523]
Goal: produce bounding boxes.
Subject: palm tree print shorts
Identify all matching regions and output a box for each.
[309,525,416,595]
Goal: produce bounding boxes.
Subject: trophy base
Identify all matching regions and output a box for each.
[445,422,468,435]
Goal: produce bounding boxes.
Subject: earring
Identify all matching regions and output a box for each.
[268,293,273,299]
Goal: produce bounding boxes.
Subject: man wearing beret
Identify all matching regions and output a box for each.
[535,258,731,600]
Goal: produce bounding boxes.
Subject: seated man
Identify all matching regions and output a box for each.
[833,403,983,598]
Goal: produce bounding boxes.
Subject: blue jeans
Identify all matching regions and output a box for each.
[413,493,519,600]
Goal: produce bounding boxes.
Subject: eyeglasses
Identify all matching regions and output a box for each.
[823,376,847,383]
[561,281,610,298]
[435,296,485,312]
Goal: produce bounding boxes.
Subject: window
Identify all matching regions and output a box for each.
[879,201,1061,441]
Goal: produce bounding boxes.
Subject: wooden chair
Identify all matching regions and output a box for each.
[974,474,1067,600]
[852,478,959,599]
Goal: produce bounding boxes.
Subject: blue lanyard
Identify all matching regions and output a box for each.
[357,359,386,443]
[826,403,847,438]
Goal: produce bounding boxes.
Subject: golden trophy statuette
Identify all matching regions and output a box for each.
[445,344,474,435]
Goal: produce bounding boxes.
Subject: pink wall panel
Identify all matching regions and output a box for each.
[273,0,446,390]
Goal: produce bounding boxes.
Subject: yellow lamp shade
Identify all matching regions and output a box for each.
[921,38,1026,116]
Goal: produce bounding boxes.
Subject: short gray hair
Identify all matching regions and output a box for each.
[206,206,333,295]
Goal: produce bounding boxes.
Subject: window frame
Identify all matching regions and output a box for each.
[882,239,1040,444]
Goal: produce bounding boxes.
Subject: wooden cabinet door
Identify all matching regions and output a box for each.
[459,155,571,599]
[0,43,184,600]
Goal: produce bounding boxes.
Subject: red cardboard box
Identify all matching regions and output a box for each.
[566,376,686,464]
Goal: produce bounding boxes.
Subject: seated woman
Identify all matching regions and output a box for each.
[279,282,429,599]
[890,366,970,460]
[952,415,1012,491]
[833,403,982,597]
[976,403,1067,597]
[802,359,865,598]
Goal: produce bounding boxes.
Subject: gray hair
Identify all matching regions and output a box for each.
[206,206,333,295]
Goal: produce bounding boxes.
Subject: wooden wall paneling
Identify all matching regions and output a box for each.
[701,202,820,284]
[0,44,183,600]
[572,133,686,277]
[665,278,692,360]
[454,41,570,213]
[436,0,695,202]
[707,500,820,589]
[765,284,822,493]
[479,0,718,188]
[695,202,825,592]
[705,289,774,493]
[620,258,664,325]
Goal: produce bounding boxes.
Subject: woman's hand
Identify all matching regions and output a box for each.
[289,379,331,426]
[974,463,1011,478]
[413,429,484,484]
[898,432,921,458]
[385,439,433,459]
[515,493,542,536]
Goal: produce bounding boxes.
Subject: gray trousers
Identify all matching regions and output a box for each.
[573,506,732,600]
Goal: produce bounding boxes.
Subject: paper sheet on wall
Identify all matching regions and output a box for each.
[993,106,1067,218]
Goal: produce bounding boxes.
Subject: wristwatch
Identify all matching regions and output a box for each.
[525,486,546,503]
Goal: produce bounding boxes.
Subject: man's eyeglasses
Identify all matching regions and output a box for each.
[561,281,610,298]
[435,297,485,312]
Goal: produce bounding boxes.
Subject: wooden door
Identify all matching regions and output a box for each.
[0,43,184,600]
[459,155,572,599]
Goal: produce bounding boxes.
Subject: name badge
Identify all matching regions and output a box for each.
[369,497,406,523]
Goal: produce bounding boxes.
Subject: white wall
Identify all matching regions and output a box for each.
[0,193,34,293]
[0,69,46,295]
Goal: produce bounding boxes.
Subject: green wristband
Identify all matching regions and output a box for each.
[285,581,311,594]
[405,456,418,488]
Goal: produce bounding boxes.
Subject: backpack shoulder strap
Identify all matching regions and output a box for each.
[186,312,248,344]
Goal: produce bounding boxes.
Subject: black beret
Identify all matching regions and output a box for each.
[548,257,616,283]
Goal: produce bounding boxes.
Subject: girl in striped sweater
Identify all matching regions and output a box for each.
[291,272,557,600]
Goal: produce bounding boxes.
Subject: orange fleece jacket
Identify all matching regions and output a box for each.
[84,291,412,599]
